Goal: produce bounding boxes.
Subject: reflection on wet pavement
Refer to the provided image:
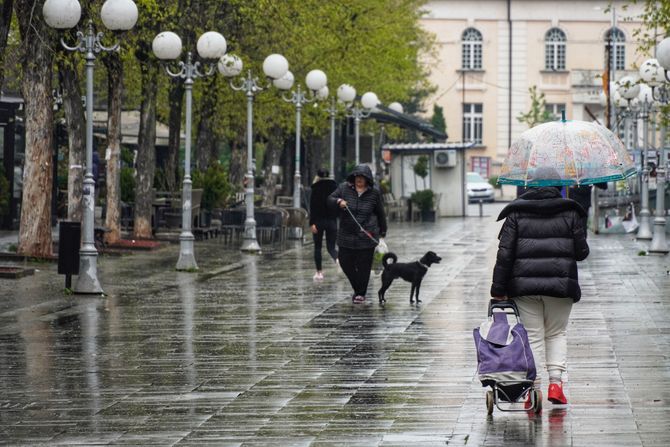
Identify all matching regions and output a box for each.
[1,204,669,445]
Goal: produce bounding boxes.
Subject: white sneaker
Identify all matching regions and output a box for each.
[335,259,343,274]
[313,271,324,281]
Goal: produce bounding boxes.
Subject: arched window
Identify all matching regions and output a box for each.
[605,27,626,71]
[545,28,566,70]
[462,28,483,70]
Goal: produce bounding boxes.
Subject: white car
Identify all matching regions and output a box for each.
[467,172,496,203]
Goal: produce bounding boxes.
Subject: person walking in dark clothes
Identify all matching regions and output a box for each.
[328,164,387,304]
[491,184,589,406]
[309,168,338,281]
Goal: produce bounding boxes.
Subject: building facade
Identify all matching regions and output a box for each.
[420,0,647,178]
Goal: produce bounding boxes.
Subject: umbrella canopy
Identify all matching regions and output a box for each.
[498,119,636,186]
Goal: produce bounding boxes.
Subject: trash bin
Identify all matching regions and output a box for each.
[58,221,80,288]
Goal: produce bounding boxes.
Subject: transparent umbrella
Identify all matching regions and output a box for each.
[498,115,636,186]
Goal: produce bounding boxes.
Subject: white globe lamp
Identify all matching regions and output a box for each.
[152,32,182,60]
[42,0,82,29]
[361,91,379,109]
[262,54,289,80]
[639,58,665,87]
[617,75,640,100]
[196,31,227,59]
[657,37,670,71]
[316,86,329,100]
[305,69,327,91]
[217,54,243,77]
[337,84,356,103]
[273,70,295,90]
[100,0,138,31]
[388,102,404,114]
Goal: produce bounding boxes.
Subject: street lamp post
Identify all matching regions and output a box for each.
[643,46,670,254]
[618,75,654,240]
[153,30,227,270]
[337,85,378,165]
[275,69,328,209]
[326,96,337,178]
[43,0,138,294]
[218,53,289,252]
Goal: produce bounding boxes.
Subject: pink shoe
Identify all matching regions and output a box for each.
[352,295,366,304]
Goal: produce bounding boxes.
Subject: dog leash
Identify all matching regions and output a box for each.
[343,204,380,245]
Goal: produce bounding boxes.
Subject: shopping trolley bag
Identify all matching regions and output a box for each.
[473,300,536,402]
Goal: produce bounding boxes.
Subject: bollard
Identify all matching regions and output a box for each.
[479,199,484,217]
[58,221,81,289]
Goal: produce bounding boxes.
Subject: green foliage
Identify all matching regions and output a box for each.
[413,155,429,179]
[517,86,553,128]
[192,163,233,211]
[623,0,670,127]
[0,165,9,216]
[120,167,136,203]
[379,178,391,194]
[411,189,434,212]
[430,104,447,135]
[121,147,135,166]
[488,175,500,189]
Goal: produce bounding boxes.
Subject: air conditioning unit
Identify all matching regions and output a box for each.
[434,149,456,168]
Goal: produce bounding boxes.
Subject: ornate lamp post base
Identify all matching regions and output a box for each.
[649,168,669,254]
[74,248,103,294]
[176,233,198,270]
[241,219,261,253]
[288,227,303,240]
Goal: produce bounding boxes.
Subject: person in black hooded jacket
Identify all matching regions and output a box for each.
[309,168,338,281]
[328,164,387,304]
[491,185,589,406]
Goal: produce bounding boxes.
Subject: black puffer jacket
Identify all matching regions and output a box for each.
[328,165,387,249]
[490,187,589,302]
[309,177,338,225]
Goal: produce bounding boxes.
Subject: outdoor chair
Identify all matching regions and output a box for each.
[255,208,284,244]
[220,208,245,244]
[383,192,406,222]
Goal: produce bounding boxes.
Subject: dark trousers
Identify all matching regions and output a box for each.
[313,218,338,270]
[338,246,375,297]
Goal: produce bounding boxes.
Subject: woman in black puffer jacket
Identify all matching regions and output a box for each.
[328,164,387,304]
[491,186,589,406]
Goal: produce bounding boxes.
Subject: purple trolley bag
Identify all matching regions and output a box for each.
[473,300,538,409]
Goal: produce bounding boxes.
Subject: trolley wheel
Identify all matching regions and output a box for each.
[533,389,542,414]
[486,390,494,415]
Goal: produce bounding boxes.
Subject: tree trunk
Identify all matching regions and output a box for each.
[166,78,184,192]
[0,0,14,91]
[133,57,158,239]
[15,0,54,257]
[58,59,85,222]
[261,128,283,207]
[103,52,123,244]
[195,77,218,171]
[229,136,245,188]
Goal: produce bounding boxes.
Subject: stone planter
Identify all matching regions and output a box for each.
[0,266,35,279]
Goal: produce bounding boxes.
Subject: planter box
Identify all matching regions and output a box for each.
[0,266,35,279]
[421,210,436,222]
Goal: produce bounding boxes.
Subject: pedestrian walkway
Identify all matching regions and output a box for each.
[0,204,669,446]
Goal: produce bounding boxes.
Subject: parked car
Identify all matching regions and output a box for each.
[467,172,495,203]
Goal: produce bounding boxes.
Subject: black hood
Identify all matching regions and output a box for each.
[497,186,586,221]
[346,164,374,186]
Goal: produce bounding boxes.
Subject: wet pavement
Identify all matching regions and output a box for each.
[1,203,669,446]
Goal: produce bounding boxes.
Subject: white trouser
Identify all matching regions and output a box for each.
[514,295,573,384]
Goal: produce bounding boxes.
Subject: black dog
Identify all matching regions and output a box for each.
[377,251,442,304]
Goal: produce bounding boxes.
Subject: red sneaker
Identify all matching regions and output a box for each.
[548,383,567,404]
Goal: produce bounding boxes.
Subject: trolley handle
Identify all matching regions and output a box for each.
[488,299,520,318]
